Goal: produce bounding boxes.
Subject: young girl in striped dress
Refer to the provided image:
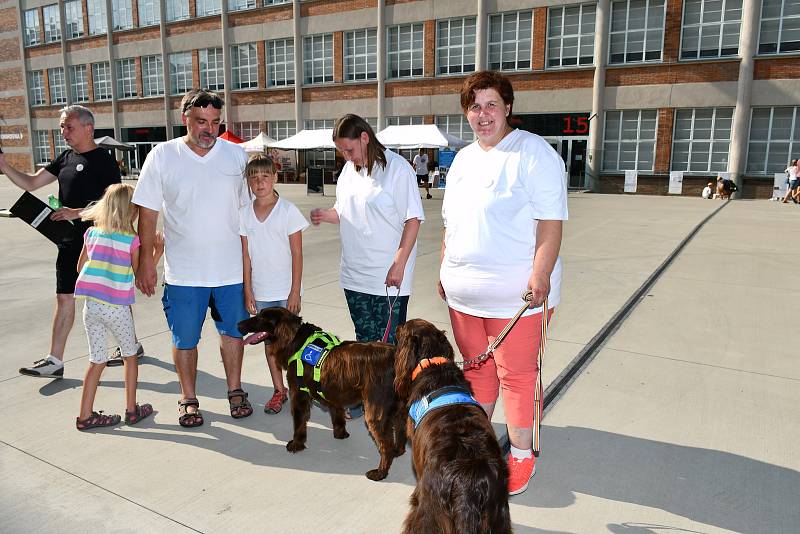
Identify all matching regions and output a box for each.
[74,183,163,430]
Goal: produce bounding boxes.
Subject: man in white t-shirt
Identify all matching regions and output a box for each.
[133,90,252,428]
[412,148,432,199]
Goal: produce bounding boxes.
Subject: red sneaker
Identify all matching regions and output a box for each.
[507,453,536,495]
[264,390,288,414]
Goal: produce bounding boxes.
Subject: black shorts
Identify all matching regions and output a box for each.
[417,173,430,185]
[55,244,82,294]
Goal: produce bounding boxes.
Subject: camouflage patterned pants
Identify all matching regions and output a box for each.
[343,289,409,344]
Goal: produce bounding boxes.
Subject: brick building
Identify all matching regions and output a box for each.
[1,0,799,197]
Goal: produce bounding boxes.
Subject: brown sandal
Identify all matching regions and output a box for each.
[178,398,204,428]
[228,389,253,419]
[125,403,154,425]
[76,411,121,431]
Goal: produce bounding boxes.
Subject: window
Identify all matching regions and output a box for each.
[759,0,800,54]
[54,129,69,154]
[671,108,733,173]
[166,0,190,21]
[116,58,137,98]
[65,0,84,39]
[228,0,256,12]
[304,119,334,130]
[86,0,107,35]
[304,120,334,168]
[169,52,192,95]
[142,55,164,96]
[387,116,424,127]
[488,11,532,71]
[231,43,258,89]
[388,24,424,78]
[43,4,61,43]
[231,122,260,140]
[196,0,221,16]
[602,110,658,171]
[23,9,40,46]
[746,107,800,175]
[28,71,46,106]
[49,67,67,105]
[33,131,50,165]
[264,0,290,4]
[436,17,476,75]
[548,3,596,67]
[200,48,224,90]
[345,28,377,81]
[112,0,134,31]
[138,0,160,27]
[268,120,296,141]
[92,62,113,100]
[303,34,334,84]
[609,0,665,64]
[267,38,295,87]
[435,115,475,142]
[70,65,89,103]
[681,0,741,59]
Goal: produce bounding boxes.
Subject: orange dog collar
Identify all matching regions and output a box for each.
[411,357,451,381]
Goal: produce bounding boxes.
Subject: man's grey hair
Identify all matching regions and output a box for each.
[59,105,95,127]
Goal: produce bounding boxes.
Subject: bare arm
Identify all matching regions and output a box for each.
[0,153,58,191]
[135,206,159,296]
[242,236,256,315]
[528,220,563,309]
[309,207,339,225]
[385,217,421,288]
[287,231,303,314]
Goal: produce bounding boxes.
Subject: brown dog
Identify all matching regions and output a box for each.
[238,307,406,481]
[395,319,512,534]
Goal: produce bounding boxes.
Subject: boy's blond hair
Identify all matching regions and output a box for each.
[80,183,136,234]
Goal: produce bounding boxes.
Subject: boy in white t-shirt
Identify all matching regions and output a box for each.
[240,154,309,414]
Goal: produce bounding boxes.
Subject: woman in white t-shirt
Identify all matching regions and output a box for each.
[439,71,568,496]
[311,114,425,345]
[240,154,309,414]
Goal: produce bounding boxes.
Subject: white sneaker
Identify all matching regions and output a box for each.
[106,343,145,367]
[19,356,64,378]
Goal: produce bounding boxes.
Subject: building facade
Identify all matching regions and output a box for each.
[1,0,799,196]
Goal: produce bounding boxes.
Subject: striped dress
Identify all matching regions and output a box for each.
[75,228,140,306]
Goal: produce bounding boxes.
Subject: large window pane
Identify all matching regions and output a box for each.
[602,109,658,171]
[609,0,665,64]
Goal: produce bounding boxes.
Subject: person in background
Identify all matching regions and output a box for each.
[438,71,568,496]
[413,148,432,199]
[702,182,714,199]
[782,159,798,204]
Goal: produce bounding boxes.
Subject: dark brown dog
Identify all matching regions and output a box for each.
[238,307,406,480]
[394,319,512,534]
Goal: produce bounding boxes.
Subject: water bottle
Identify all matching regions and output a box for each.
[48,194,62,209]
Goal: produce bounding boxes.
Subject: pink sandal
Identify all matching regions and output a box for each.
[76,411,121,431]
[125,403,154,425]
[264,390,288,414]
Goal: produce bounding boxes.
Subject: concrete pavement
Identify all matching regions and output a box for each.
[0,179,797,533]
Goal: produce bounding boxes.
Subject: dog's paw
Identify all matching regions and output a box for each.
[333,428,350,440]
[286,440,306,453]
[365,468,388,481]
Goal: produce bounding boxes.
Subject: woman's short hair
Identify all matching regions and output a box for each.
[332,114,387,174]
[245,153,277,178]
[460,70,515,117]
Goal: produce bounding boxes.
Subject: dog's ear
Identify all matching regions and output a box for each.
[394,324,419,400]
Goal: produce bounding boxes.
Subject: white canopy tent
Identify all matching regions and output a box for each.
[241,132,277,152]
[269,129,335,149]
[94,135,134,151]
[376,124,469,149]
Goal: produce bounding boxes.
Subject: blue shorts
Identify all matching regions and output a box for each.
[256,300,288,312]
[162,283,249,350]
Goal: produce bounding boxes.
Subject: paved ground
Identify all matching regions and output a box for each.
[0,178,797,534]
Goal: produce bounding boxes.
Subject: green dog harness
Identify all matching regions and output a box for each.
[287,331,341,399]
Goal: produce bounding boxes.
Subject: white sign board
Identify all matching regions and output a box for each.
[624,170,638,193]
[668,171,684,195]
[774,173,789,199]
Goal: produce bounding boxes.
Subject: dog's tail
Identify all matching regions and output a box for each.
[434,458,511,534]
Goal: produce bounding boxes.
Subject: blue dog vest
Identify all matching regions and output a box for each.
[409,385,482,428]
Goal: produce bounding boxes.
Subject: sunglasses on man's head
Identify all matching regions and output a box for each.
[183,94,223,113]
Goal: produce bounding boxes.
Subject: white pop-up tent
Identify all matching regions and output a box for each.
[94,136,134,151]
[241,132,277,152]
[269,129,335,149]
[377,124,469,149]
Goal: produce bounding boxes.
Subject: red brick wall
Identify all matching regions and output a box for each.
[0,6,18,32]
[192,50,200,91]
[0,66,23,92]
[229,4,292,27]
[167,17,220,36]
[113,26,160,45]
[334,32,344,84]
[117,98,163,113]
[654,108,674,173]
[131,0,140,27]
[532,7,546,71]
[4,153,34,172]
[0,37,20,62]
[87,64,95,100]
[754,57,800,80]
[594,175,773,199]
[135,57,144,97]
[0,124,30,148]
[25,42,61,58]
[0,96,27,120]
[65,34,106,52]
[29,107,60,119]
[663,0,683,63]
[606,61,740,86]
[303,84,376,101]
[423,20,435,78]
[301,0,377,17]
[231,89,294,106]
[257,41,267,88]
